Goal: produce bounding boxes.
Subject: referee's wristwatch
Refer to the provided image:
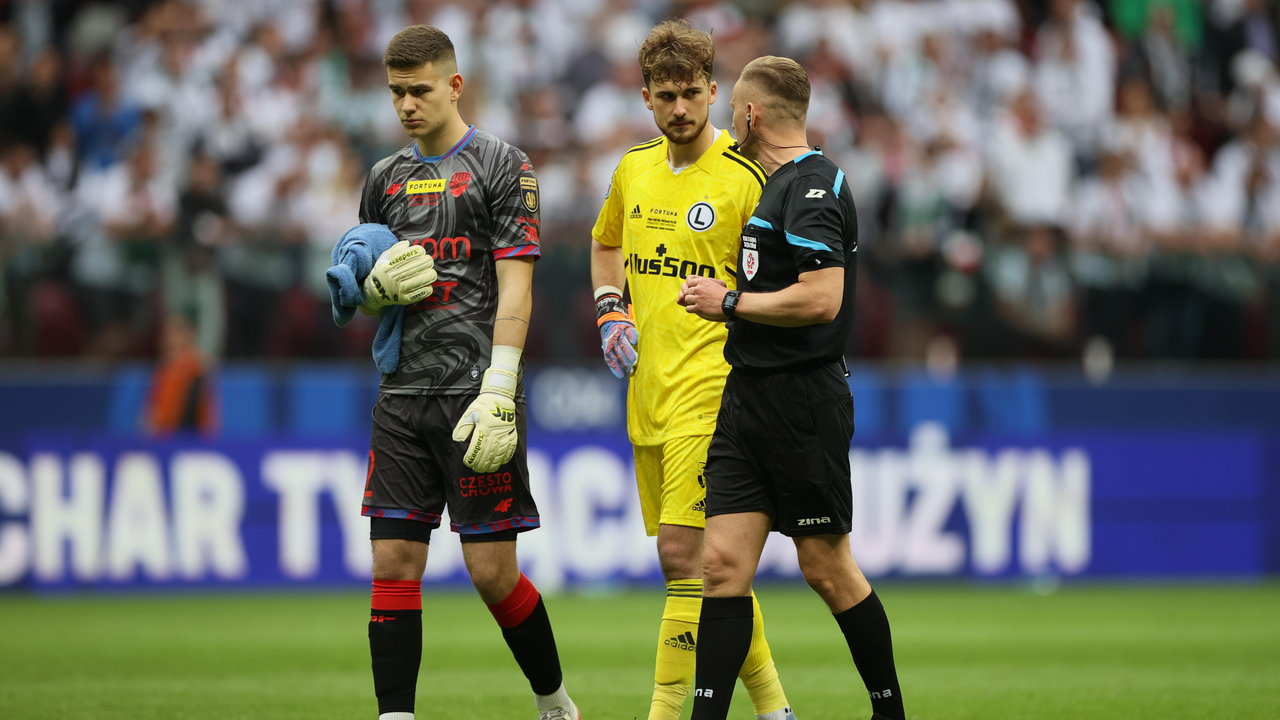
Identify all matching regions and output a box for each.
[721,290,741,320]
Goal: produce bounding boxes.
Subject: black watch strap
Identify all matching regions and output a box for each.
[721,290,741,320]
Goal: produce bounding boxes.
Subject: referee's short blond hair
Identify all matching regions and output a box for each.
[739,56,810,122]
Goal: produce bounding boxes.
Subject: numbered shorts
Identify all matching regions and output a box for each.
[362,393,539,538]
[633,435,712,536]
[705,362,853,537]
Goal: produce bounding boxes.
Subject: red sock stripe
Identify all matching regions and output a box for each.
[486,573,540,629]
[371,579,422,612]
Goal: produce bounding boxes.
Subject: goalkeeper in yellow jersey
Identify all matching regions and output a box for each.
[589,19,795,720]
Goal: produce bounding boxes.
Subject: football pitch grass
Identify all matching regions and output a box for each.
[1,582,1277,719]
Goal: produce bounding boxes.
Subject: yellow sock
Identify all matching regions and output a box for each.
[648,579,702,720]
[739,592,790,715]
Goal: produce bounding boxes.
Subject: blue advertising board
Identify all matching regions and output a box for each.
[1,423,1274,591]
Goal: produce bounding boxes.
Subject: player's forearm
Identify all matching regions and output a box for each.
[590,241,626,292]
[736,267,843,328]
[493,257,533,352]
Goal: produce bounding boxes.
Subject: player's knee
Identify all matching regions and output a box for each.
[466,563,519,603]
[370,539,426,581]
[799,562,841,604]
[656,541,700,581]
[701,544,747,595]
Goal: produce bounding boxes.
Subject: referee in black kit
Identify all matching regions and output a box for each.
[678,56,906,720]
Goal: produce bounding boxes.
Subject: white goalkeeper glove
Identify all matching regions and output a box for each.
[362,240,437,312]
[452,345,521,473]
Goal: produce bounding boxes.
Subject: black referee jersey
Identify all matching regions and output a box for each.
[726,149,857,371]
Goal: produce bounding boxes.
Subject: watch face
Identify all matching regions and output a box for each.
[722,291,738,318]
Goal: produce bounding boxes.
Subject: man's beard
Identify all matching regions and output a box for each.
[662,117,704,145]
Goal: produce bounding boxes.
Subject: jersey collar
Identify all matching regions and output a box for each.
[413,125,476,163]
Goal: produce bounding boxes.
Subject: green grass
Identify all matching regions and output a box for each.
[1,582,1278,719]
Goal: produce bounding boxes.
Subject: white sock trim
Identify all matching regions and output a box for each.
[379,713,414,720]
[534,681,574,712]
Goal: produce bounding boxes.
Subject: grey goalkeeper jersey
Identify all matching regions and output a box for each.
[358,127,541,396]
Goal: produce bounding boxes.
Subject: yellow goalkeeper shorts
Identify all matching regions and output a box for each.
[633,435,712,536]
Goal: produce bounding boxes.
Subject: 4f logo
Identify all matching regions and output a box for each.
[494,498,514,513]
[805,188,826,198]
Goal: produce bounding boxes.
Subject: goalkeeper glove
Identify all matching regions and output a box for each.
[362,240,437,312]
[452,345,521,473]
[595,285,638,379]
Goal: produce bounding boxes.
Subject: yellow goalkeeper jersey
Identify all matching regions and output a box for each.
[592,129,766,445]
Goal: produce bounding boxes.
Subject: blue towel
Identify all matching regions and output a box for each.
[327,223,404,374]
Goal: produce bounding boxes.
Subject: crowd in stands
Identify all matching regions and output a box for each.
[3,0,1280,367]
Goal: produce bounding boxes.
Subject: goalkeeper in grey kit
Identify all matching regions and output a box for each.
[337,23,580,720]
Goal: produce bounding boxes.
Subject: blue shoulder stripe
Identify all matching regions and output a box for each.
[833,169,845,195]
[747,216,773,230]
[785,231,827,251]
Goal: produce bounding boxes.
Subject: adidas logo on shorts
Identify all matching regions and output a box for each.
[691,499,706,513]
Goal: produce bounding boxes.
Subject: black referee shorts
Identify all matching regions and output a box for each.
[362,392,540,539]
[705,361,853,537]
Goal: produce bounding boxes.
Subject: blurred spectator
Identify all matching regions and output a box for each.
[1033,0,1116,161]
[142,313,216,435]
[6,47,68,155]
[987,89,1075,229]
[167,151,228,360]
[1067,149,1152,356]
[984,224,1077,357]
[69,55,143,172]
[2,0,1279,366]
[0,141,63,353]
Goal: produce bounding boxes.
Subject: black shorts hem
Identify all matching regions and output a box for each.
[780,523,852,538]
[451,516,540,535]
[369,516,435,543]
[459,528,521,543]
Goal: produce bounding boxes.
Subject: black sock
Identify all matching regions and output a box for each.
[690,595,754,720]
[834,591,905,720]
[501,597,564,695]
[369,609,422,714]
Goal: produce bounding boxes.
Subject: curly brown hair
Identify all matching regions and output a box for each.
[638,19,714,87]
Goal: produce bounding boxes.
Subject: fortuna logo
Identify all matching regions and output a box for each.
[664,631,696,651]
[629,204,642,219]
[870,689,894,699]
[805,188,826,198]
[493,498,514,513]
[693,689,714,698]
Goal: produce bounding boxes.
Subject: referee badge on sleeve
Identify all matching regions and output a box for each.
[742,234,759,280]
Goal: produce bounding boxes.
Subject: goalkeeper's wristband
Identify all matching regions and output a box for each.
[484,345,522,397]
[594,285,628,327]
